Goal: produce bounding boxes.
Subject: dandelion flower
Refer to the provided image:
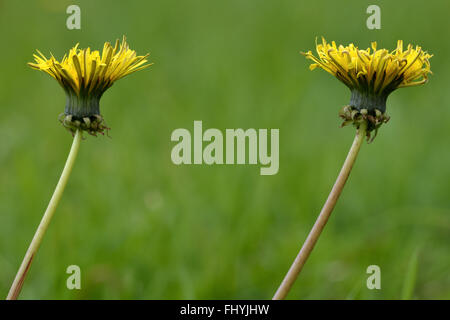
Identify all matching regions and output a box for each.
[7,38,151,300]
[274,38,433,300]
[28,36,152,135]
[302,38,432,138]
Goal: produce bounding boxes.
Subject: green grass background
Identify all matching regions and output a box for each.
[0,0,449,299]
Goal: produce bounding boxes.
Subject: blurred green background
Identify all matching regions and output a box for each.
[0,0,449,299]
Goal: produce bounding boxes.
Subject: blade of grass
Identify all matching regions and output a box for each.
[401,248,420,300]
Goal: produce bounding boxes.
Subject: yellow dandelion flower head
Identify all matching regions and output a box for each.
[28,36,152,135]
[302,37,432,114]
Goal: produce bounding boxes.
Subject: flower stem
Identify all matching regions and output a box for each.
[7,129,82,300]
[273,121,368,300]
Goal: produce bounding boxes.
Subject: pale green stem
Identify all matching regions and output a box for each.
[7,129,82,300]
[273,122,367,300]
